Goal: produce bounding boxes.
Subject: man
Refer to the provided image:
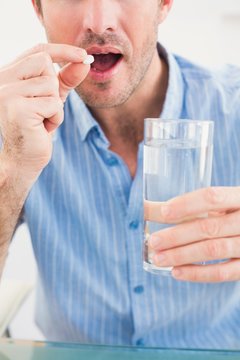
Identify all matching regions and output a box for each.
[0,0,240,349]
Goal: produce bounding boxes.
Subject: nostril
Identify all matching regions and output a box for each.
[82,13,117,35]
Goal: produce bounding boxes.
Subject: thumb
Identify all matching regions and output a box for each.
[58,61,91,102]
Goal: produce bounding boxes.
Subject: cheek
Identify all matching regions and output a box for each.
[127,22,158,59]
[124,7,159,46]
[43,10,81,45]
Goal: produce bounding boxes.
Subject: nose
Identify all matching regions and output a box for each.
[82,0,118,35]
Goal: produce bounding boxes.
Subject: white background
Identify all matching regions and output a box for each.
[0,0,240,339]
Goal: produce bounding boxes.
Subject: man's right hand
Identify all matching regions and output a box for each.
[0,43,91,179]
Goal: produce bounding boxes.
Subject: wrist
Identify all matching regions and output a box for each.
[0,152,40,190]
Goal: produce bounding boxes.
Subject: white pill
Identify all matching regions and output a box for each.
[83,55,94,65]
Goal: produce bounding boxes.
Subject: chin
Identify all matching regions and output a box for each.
[76,85,132,109]
[84,97,127,109]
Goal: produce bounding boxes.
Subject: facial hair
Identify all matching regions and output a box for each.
[75,20,159,109]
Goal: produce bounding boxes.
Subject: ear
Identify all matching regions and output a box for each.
[158,0,174,25]
[31,0,44,25]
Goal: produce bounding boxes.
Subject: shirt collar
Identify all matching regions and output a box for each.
[65,43,184,142]
[157,43,184,119]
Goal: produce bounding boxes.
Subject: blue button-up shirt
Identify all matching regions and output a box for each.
[24,46,240,349]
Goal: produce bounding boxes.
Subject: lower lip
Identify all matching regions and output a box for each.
[89,57,123,82]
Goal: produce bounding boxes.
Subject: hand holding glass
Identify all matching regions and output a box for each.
[143,119,214,276]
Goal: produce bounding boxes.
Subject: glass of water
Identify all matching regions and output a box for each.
[143,119,214,276]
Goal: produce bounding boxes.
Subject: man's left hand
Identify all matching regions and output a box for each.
[145,187,240,282]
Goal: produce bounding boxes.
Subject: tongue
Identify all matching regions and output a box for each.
[92,54,120,72]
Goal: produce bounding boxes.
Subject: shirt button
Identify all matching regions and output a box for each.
[106,157,118,166]
[94,127,100,137]
[136,338,145,346]
[129,220,139,230]
[134,285,144,294]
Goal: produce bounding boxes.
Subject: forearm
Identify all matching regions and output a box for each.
[0,156,36,276]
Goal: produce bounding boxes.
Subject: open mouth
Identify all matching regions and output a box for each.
[90,53,123,73]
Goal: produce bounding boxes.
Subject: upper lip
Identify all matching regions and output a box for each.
[86,46,122,55]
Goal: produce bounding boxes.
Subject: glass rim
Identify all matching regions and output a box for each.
[144,118,214,126]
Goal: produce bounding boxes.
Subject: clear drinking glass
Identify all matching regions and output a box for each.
[143,119,214,276]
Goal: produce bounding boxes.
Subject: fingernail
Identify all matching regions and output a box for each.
[74,48,87,58]
[149,235,159,249]
[83,55,94,65]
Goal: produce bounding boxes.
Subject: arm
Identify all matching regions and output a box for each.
[0,43,91,278]
[0,156,34,276]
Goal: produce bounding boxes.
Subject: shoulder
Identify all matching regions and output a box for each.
[175,54,240,84]
[175,54,240,96]
[174,54,240,115]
